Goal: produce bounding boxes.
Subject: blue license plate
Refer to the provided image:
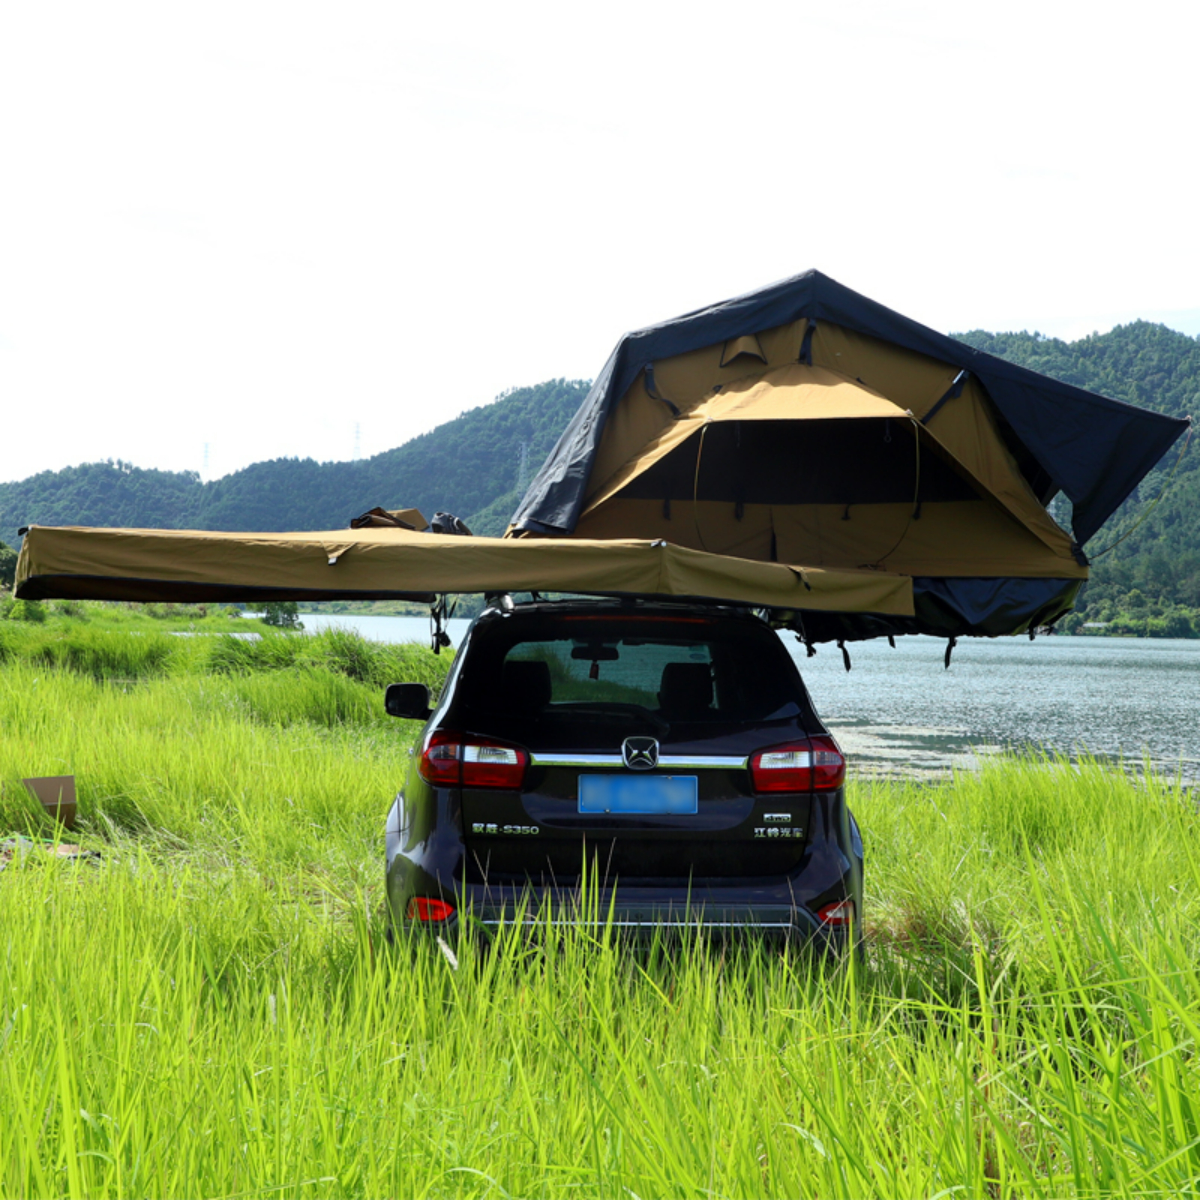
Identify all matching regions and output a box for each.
[578,774,698,815]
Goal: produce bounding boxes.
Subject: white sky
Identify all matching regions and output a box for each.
[2,0,1198,484]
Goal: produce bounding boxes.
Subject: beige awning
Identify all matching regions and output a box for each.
[15,523,914,615]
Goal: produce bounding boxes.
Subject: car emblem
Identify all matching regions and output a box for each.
[622,736,659,771]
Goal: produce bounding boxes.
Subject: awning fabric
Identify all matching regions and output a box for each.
[15,523,915,616]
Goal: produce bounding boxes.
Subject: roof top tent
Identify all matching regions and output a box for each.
[508,270,1190,641]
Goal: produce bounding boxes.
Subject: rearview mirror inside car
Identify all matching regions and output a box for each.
[570,642,620,661]
[385,682,432,721]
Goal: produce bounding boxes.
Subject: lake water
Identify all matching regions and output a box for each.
[297,612,1200,779]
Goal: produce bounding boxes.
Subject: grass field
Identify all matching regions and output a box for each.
[2,616,1199,1198]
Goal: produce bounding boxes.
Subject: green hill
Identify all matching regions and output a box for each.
[0,379,590,546]
[0,461,205,539]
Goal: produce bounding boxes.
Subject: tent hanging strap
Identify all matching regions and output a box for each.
[798,319,818,366]
[643,364,681,418]
[691,421,713,553]
[792,615,817,657]
[944,636,957,669]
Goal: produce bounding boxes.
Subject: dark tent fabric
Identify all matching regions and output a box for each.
[510,270,1189,546]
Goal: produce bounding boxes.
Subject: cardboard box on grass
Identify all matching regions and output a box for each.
[22,776,77,831]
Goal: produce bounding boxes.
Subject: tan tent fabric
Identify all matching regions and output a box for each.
[696,364,906,423]
[560,324,1086,582]
[807,323,1069,547]
[575,499,1084,578]
[581,365,909,518]
[649,318,809,403]
[918,374,1071,551]
[809,322,960,413]
[720,334,767,367]
[581,320,813,492]
[15,524,915,615]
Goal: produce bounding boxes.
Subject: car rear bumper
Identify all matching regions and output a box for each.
[385,790,863,949]
[392,878,857,948]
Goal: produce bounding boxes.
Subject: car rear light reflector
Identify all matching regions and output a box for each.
[750,736,845,792]
[407,896,455,922]
[462,742,527,788]
[816,899,855,926]
[418,730,528,789]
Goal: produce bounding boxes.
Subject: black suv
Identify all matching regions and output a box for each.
[384,598,863,947]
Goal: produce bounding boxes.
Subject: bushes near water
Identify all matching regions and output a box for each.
[0,612,449,694]
[1058,599,1200,637]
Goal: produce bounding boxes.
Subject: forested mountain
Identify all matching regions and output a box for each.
[0,462,204,539]
[955,323,1199,627]
[3,323,1197,629]
[0,379,589,545]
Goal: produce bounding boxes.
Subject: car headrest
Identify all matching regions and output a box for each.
[501,659,552,713]
[658,661,713,718]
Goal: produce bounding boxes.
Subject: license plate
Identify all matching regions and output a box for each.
[578,774,698,815]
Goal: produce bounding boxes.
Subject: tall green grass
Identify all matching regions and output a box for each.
[2,636,1200,1197]
[0,618,447,691]
[4,833,1200,1198]
[0,660,419,868]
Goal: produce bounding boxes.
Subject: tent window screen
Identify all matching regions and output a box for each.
[618,419,980,506]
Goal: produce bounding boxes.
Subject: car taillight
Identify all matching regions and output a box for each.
[816,899,855,926]
[418,730,528,789]
[419,731,462,786]
[750,735,845,792]
[407,896,455,922]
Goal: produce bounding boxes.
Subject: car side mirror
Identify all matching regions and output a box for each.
[385,682,432,721]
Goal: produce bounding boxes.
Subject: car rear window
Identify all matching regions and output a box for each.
[508,638,711,708]
[459,616,804,726]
